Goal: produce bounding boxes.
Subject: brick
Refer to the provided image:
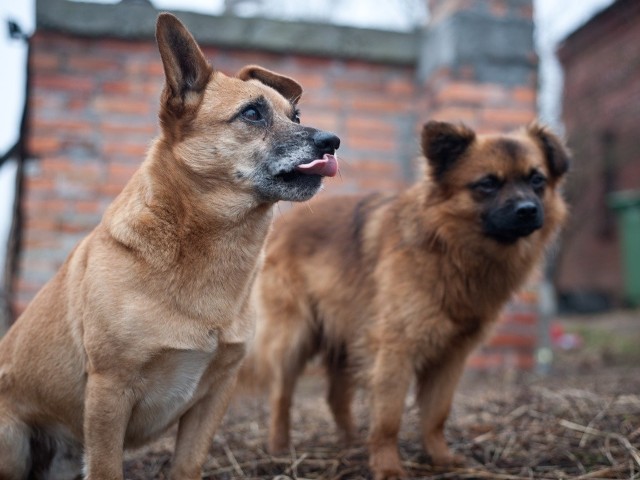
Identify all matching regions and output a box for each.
[28,137,61,155]
[74,199,102,214]
[101,182,127,197]
[487,332,536,349]
[104,142,149,158]
[94,98,152,116]
[301,112,339,133]
[508,353,536,370]
[429,107,478,124]
[24,176,55,193]
[33,74,95,93]
[60,221,90,234]
[466,353,504,370]
[345,117,395,135]
[40,158,74,174]
[511,86,536,105]
[298,95,342,110]
[350,96,404,114]
[481,108,536,127]
[107,162,139,180]
[102,80,135,95]
[31,52,60,71]
[345,134,397,153]
[290,56,334,71]
[489,0,508,17]
[66,96,92,112]
[287,72,326,90]
[67,57,121,73]
[437,82,505,105]
[385,78,415,96]
[98,39,155,55]
[23,198,67,215]
[334,78,384,93]
[100,121,156,136]
[22,216,58,233]
[504,311,537,326]
[349,161,398,175]
[32,117,94,135]
[513,289,539,305]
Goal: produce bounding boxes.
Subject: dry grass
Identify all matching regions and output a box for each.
[124,308,640,479]
[124,363,640,480]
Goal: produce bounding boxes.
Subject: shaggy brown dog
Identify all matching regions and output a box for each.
[0,13,339,480]
[247,121,568,480]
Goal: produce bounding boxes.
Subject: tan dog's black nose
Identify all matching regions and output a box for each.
[313,131,340,154]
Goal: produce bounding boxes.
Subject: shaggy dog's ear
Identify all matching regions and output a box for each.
[527,123,570,179]
[156,13,213,119]
[421,121,476,181]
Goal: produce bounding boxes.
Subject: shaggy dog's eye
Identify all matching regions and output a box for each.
[472,175,502,195]
[529,171,547,192]
[242,107,262,122]
[292,109,301,124]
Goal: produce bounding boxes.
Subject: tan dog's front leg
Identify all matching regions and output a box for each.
[84,373,135,479]
[170,344,245,480]
[368,347,413,480]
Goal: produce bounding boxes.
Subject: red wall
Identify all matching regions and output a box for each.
[558,0,640,304]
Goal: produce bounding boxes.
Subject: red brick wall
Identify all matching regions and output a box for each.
[557,0,640,305]
[17,3,539,371]
[21,33,415,310]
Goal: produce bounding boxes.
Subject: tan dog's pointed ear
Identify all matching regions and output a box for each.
[237,65,303,105]
[156,13,213,118]
[527,123,570,179]
[421,121,476,181]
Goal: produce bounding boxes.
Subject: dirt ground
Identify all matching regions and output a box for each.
[124,310,640,480]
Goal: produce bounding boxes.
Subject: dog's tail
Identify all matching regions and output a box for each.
[0,407,30,480]
[0,405,83,480]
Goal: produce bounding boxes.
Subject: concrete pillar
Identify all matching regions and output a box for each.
[417,0,537,133]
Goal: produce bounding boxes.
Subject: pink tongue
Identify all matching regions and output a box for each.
[294,154,338,177]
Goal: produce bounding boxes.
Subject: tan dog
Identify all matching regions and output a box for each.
[0,13,339,480]
[247,121,568,479]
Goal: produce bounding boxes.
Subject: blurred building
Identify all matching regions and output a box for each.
[11,0,539,370]
[557,0,640,311]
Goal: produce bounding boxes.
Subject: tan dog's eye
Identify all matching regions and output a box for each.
[241,107,263,123]
[292,109,301,124]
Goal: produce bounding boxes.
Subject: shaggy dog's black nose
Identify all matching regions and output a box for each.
[313,131,340,154]
[515,200,539,220]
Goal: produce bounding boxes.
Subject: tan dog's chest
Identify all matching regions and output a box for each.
[126,347,216,445]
